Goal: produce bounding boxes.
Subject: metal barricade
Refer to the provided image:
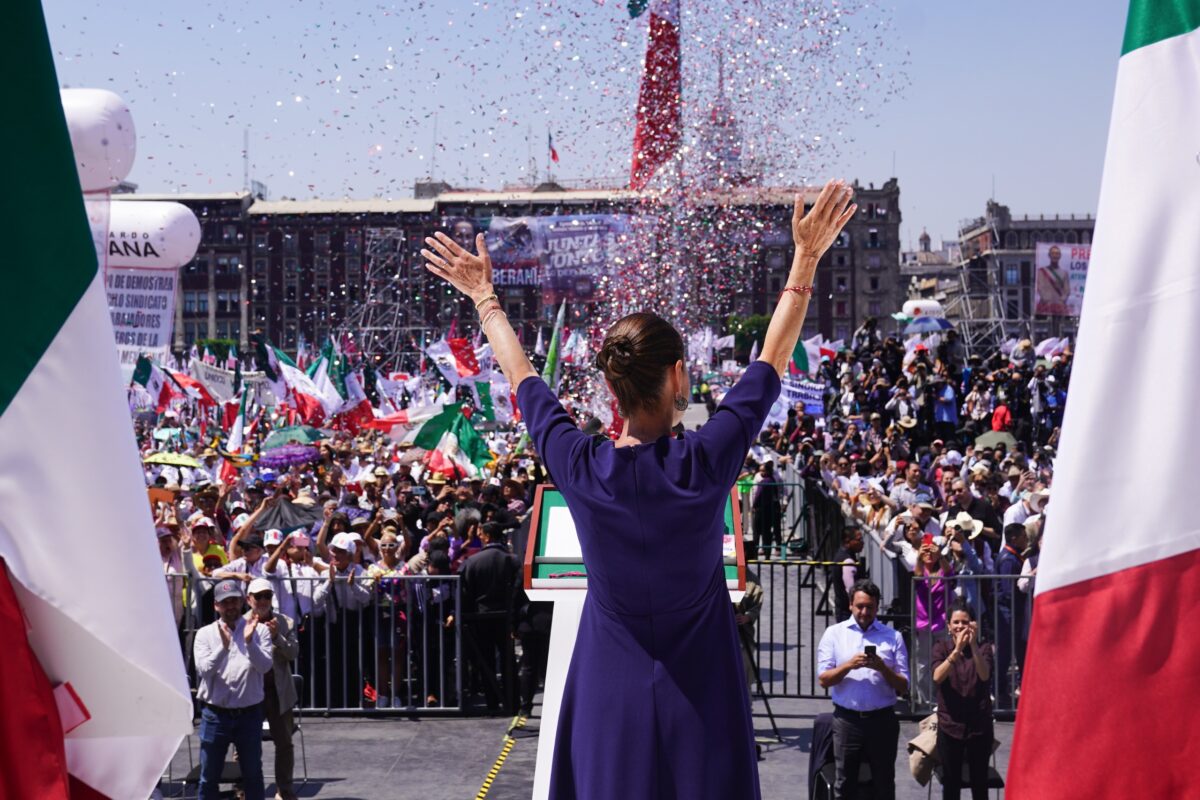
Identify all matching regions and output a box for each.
[909,572,1031,717]
[170,571,474,715]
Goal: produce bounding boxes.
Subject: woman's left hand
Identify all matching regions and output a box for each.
[421,232,494,304]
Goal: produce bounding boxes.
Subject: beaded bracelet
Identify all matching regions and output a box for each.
[780,285,814,308]
[474,293,499,311]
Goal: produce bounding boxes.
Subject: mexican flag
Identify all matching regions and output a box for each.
[629,0,681,190]
[1007,3,1200,796]
[218,390,247,486]
[425,337,482,386]
[413,403,493,479]
[472,372,516,424]
[788,335,822,378]
[339,369,376,432]
[132,354,176,411]
[365,401,445,443]
[0,2,191,795]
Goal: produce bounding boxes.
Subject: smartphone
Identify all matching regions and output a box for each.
[864,645,876,657]
[413,486,428,496]
[921,533,934,547]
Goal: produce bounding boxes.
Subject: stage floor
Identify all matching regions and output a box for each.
[158,697,1014,799]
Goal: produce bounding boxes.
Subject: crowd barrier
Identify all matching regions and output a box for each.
[168,572,500,715]
[166,483,1030,718]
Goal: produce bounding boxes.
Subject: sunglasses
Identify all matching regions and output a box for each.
[380,543,399,550]
[251,592,273,601]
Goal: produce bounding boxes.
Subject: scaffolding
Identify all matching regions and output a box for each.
[942,216,1029,356]
[335,227,438,372]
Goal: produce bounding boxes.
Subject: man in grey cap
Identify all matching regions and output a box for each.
[246,577,300,800]
[193,579,274,800]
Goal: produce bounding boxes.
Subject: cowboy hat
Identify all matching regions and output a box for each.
[898,416,918,429]
[947,512,984,540]
[1028,489,1050,513]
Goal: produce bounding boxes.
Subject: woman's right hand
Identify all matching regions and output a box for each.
[792,179,857,257]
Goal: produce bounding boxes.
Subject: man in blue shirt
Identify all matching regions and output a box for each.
[817,580,910,799]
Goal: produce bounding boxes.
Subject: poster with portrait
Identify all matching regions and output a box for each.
[442,214,634,302]
[1034,242,1089,317]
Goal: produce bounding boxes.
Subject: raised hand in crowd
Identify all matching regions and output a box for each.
[243,613,259,643]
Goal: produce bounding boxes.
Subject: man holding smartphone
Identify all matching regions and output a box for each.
[816,580,909,799]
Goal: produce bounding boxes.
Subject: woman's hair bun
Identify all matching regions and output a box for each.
[598,336,635,379]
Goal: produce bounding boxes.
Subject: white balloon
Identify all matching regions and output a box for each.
[902,299,945,319]
[61,89,137,192]
[106,201,200,270]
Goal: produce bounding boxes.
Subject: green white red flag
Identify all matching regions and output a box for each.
[1007,2,1200,796]
[0,2,191,795]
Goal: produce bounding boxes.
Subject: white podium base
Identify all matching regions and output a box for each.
[525,589,586,800]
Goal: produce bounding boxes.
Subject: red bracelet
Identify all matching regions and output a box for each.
[780,285,814,305]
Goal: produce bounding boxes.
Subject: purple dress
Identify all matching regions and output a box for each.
[517,361,780,800]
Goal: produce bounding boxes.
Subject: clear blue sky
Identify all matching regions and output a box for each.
[46,0,1128,246]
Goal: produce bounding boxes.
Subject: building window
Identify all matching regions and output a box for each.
[215,255,240,275]
[251,280,265,302]
[315,231,331,252]
[216,290,239,313]
[186,256,208,275]
[284,258,299,274]
[253,257,268,276]
[1006,231,1018,248]
[346,256,361,280]
[183,291,197,314]
[253,232,269,252]
[833,232,849,249]
[768,275,783,296]
[345,232,362,255]
[867,229,880,249]
[874,205,887,218]
[315,255,330,277]
[835,324,850,341]
[835,254,846,267]
[285,284,297,303]
[282,230,299,255]
[835,275,849,293]
[285,305,297,320]
[869,276,880,291]
[867,254,881,269]
[835,300,848,317]
[222,224,241,245]
[1005,264,1020,285]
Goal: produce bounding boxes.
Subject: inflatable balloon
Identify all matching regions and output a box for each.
[61,88,136,192]
[902,299,945,319]
[107,201,201,270]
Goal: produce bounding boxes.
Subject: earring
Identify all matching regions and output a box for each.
[673,393,688,412]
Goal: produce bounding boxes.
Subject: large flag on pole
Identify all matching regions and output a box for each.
[629,0,681,190]
[0,1,191,796]
[1007,3,1200,796]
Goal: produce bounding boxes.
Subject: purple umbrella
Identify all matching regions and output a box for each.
[256,444,320,469]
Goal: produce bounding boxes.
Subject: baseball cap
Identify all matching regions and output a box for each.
[263,529,284,547]
[190,515,217,531]
[214,580,243,603]
[288,531,312,548]
[330,532,357,555]
[248,577,274,596]
[232,513,252,529]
